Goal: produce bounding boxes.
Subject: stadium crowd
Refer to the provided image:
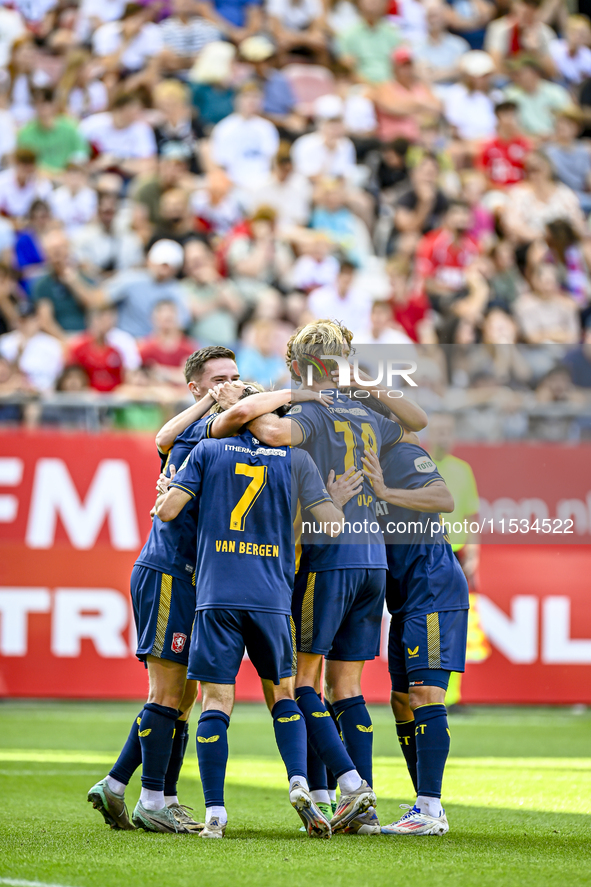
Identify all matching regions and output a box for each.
[1,0,591,436]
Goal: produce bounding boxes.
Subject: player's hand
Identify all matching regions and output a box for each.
[156,464,175,496]
[291,388,334,407]
[326,465,363,507]
[212,380,245,409]
[361,448,387,498]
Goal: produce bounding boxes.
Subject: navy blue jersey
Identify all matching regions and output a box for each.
[136,415,214,580]
[170,431,332,615]
[287,391,403,572]
[377,442,469,618]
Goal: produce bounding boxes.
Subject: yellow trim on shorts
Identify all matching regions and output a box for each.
[300,572,316,651]
[152,573,172,657]
[426,612,441,669]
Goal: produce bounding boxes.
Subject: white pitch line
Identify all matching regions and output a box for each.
[0,879,74,887]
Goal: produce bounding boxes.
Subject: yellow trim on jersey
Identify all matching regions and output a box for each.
[290,416,307,444]
[300,572,316,651]
[422,478,444,488]
[152,573,172,657]
[306,495,332,509]
[169,482,196,498]
[426,612,441,668]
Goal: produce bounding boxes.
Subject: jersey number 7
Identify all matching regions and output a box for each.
[229,463,268,531]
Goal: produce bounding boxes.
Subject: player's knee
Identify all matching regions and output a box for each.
[408,685,446,710]
[391,690,412,721]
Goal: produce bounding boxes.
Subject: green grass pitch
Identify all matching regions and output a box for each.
[0,702,590,887]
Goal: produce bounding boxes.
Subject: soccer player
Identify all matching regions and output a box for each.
[156,413,361,838]
[246,320,429,834]
[362,417,468,836]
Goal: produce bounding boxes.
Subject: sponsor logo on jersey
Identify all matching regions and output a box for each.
[179,455,190,470]
[289,405,302,414]
[171,632,187,653]
[414,457,436,473]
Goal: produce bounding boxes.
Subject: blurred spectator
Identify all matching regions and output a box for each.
[0,264,20,335]
[291,95,356,181]
[17,87,89,173]
[444,0,494,51]
[387,256,433,342]
[392,153,449,245]
[503,150,586,244]
[149,187,197,246]
[443,50,497,140]
[68,305,141,391]
[307,259,373,333]
[289,232,339,292]
[105,238,190,337]
[414,0,471,86]
[249,143,312,232]
[159,0,221,77]
[0,301,63,391]
[92,3,163,81]
[210,83,280,188]
[152,79,204,173]
[549,15,591,91]
[0,3,24,69]
[544,219,591,305]
[0,73,17,169]
[485,0,556,78]
[182,238,244,345]
[0,147,51,221]
[32,229,107,339]
[372,46,442,143]
[72,191,144,276]
[563,324,591,387]
[357,298,414,344]
[488,239,526,308]
[237,317,289,387]
[462,170,495,246]
[310,177,372,265]
[57,49,109,120]
[192,168,244,235]
[133,142,194,226]
[139,299,195,384]
[80,91,157,179]
[477,100,531,189]
[267,0,327,63]
[225,205,292,301]
[336,0,401,84]
[14,198,51,294]
[189,41,237,128]
[514,263,580,343]
[49,162,98,234]
[198,0,263,43]
[544,108,591,214]
[8,34,52,125]
[415,200,481,315]
[238,36,299,131]
[504,57,570,138]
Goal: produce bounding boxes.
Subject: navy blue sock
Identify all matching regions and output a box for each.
[325,700,338,792]
[396,719,418,793]
[196,710,230,808]
[306,693,328,791]
[331,695,373,787]
[109,709,143,785]
[164,719,190,798]
[139,703,180,791]
[414,704,450,799]
[272,699,308,781]
[296,686,355,780]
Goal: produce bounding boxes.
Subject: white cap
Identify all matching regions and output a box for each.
[240,35,275,62]
[314,94,344,121]
[147,239,185,270]
[189,41,235,84]
[460,50,495,77]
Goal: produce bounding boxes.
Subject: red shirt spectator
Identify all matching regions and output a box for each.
[477,100,531,188]
[139,299,196,384]
[416,202,480,299]
[69,308,125,392]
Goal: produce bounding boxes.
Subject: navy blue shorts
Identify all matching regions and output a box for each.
[131,564,195,666]
[292,568,386,661]
[388,609,469,693]
[187,609,297,685]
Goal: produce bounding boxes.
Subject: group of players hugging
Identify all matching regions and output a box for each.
[87,319,468,839]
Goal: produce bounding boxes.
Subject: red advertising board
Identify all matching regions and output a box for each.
[0,431,590,703]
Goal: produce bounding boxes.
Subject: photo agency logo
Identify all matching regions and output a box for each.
[303,352,418,399]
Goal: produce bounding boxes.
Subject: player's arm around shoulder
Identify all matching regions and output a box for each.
[155,443,205,521]
[362,447,454,513]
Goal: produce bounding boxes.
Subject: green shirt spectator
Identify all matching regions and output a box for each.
[504,59,570,137]
[336,0,401,83]
[17,86,89,173]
